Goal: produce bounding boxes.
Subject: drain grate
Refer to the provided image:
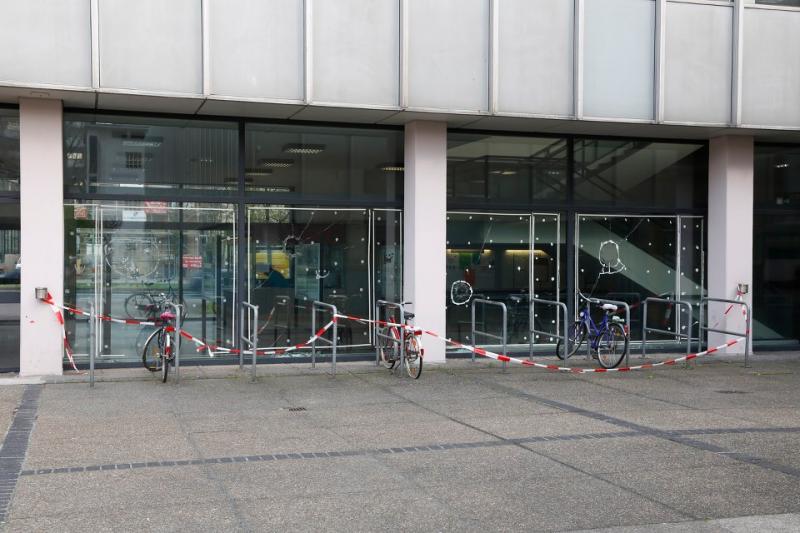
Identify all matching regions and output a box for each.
[715,390,748,395]
[287,407,307,412]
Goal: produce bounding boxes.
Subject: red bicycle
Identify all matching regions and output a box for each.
[377,302,423,379]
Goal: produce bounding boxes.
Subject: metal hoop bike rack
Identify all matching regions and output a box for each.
[471,299,508,371]
[375,300,405,374]
[641,297,694,360]
[311,301,339,376]
[165,301,183,384]
[699,297,752,368]
[529,297,569,360]
[240,301,259,382]
[578,294,631,367]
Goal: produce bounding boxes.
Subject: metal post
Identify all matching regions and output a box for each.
[698,300,704,352]
[238,306,245,370]
[201,297,207,345]
[332,317,338,376]
[311,306,317,369]
[251,305,259,382]
[89,301,96,388]
[470,302,476,364]
[642,299,648,359]
[745,301,752,369]
[501,305,507,373]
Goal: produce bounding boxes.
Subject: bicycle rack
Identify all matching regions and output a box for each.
[699,297,752,368]
[311,301,338,376]
[579,295,631,367]
[529,297,569,360]
[240,301,259,382]
[165,301,183,384]
[471,299,508,371]
[641,297,694,360]
[375,300,405,374]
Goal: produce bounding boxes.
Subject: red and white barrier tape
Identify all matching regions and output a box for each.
[47,298,338,363]
[334,313,748,374]
[44,297,749,375]
[42,293,81,373]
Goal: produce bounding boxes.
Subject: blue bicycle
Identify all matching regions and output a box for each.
[556,294,629,369]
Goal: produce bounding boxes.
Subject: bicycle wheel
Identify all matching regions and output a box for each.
[555,322,587,360]
[404,335,423,379]
[378,327,398,369]
[597,322,628,369]
[161,353,170,383]
[142,328,163,372]
[125,292,155,320]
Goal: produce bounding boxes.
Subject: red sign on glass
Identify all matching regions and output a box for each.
[144,201,168,214]
[182,256,202,269]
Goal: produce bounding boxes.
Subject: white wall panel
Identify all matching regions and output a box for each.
[664,3,732,125]
[583,0,655,120]
[742,8,800,127]
[496,0,573,116]
[208,0,303,101]
[407,0,489,112]
[0,0,91,87]
[99,0,202,94]
[313,0,399,107]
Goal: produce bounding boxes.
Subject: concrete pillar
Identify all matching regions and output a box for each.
[707,135,753,354]
[404,121,447,363]
[19,98,64,376]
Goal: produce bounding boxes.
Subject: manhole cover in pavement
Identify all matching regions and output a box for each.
[287,407,307,412]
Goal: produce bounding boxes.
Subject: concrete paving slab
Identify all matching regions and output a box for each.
[597,464,800,520]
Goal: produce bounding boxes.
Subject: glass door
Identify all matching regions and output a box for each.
[247,207,371,350]
[64,202,236,364]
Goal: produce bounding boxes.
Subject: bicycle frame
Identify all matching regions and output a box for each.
[578,303,612,350]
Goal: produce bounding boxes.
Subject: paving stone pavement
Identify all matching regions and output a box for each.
[1,354,800,532]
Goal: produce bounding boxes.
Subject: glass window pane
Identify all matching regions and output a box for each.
[577,215,679,341]
[0,110,20,193]
[64,115,239,196]
[447,134,568,205]
[754,144,800,207]
[244,124,403,202]
[248,207,371,350]
[573,140,707,208]
[446,213,532,345]
[753,213,800,346]
[751,1,800,7]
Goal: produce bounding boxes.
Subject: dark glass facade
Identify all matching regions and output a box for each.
[63,113,404,365]
[753,144,800,346]
[0,108,20,371]
[446,133,708,350]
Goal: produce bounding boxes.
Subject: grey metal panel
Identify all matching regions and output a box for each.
[313,0,399,107]
[0,0,91,87]
[407,0,489,112]
[98,0,202,94]
[207,0,303,101]
[664,3,732,125]
[583,0,655,120]
[742,8,800,127]
[495,0,573,116]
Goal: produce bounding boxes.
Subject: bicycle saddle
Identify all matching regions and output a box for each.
[404,312,415,320]
[601,303,618,312]
[160,310,176,321]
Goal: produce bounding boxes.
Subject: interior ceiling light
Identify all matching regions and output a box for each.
[490,170,517,176]
[380,164,404,172]
[283,143,325,155]
[259,158,294,168]
[775,162,790,169]
[244,168,273,177]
